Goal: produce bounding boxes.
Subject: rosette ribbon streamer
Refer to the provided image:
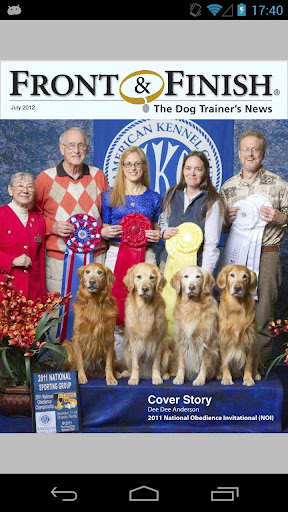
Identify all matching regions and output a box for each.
[57,213,101,341]
[112,212,152,326]
[162,222,203,335]
[221,194,272,299]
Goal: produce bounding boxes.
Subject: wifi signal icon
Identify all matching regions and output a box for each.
[207,4,223,16]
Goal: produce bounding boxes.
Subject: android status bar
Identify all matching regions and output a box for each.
[1,2,288,20]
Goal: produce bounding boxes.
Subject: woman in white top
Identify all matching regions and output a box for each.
[158,150,226,274]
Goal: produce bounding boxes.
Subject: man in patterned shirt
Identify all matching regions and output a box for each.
[35,126,108,294]
[220,129,288,366]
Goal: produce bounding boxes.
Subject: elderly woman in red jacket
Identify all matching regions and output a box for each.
[0,172,46,302]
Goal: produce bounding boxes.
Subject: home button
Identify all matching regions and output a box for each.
[129,485,160,501]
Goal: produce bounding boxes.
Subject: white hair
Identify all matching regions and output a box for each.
[59,127,89,146]
[9,172,35,187]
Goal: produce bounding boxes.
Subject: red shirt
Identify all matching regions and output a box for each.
[0,205,46,302]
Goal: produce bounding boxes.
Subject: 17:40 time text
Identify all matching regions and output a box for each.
[252,5,284,15]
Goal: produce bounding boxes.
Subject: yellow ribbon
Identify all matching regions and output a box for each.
[162,222,203,335]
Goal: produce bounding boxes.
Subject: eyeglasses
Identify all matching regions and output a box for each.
[13,184,35,191]
[62,143,87,151]
[239,147,263,154]
[123,162,143,169]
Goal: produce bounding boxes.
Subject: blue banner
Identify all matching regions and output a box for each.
[94,119,234,195]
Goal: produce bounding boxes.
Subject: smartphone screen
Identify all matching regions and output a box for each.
[0,1,287,503]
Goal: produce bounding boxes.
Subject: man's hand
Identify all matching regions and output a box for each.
[53,221,75,237]
[260,206,287,225]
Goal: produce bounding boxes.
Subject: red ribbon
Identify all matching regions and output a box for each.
[112,213,152,326]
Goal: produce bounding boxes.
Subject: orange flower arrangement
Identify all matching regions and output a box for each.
[0,274,71,386]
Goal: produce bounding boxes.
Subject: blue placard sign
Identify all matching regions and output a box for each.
[32,371,81,433]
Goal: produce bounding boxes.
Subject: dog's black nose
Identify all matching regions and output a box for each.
[189,285,195,291]
[234,285,242,292]
[142,286,149,293]
[89,280,96,285]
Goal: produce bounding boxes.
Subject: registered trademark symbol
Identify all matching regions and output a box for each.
[274,89,280,95]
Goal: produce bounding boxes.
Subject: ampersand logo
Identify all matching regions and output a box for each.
[135,76,151,94]
[119,70,164,112]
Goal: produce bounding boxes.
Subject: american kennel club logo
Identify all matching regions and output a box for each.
[104,119,222,195]
[35,411,56,433]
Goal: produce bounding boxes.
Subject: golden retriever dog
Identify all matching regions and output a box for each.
[63,263,118,385]
[170,265,219,386]
[118,262,175,385]
[217,264,263,386]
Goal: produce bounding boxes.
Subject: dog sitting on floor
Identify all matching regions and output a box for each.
[170,265,219,386]
[63,262,118,385]
[117,262,175,385]
[217,264,263,386]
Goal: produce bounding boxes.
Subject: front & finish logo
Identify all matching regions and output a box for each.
[119,70,165,112]
[10,68,273,102]
[104,119,221,196]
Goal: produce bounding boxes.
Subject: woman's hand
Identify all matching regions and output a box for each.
[162,227,179,240]
[13,254,32,268]
[101,225,123,239]
[145,229,161,243]
[226,206,240,226]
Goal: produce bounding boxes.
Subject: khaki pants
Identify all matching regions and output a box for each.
[256,251,281,365]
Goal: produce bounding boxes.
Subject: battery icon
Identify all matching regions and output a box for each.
[237,3,246,16]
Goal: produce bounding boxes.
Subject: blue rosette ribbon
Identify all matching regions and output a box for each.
[57,213,101,341]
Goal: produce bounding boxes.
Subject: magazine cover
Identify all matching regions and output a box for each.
[0,60,287,436]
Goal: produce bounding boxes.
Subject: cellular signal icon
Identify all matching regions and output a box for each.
[207,4,223,16]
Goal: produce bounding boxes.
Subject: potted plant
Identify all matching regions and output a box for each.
[0,274,71,416]
[265,318,288,378]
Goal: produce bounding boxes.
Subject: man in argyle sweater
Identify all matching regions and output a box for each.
[35,127,108,295]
